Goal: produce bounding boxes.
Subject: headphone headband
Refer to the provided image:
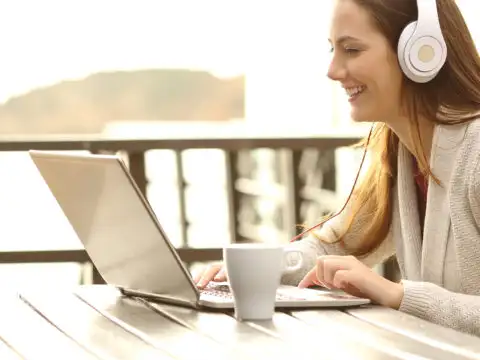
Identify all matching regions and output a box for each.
[416,0,442,32]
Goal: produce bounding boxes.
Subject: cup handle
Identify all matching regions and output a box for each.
[283,249,304,274]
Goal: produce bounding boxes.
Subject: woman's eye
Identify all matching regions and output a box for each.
[344,48,359,54]
[328,47,360,55]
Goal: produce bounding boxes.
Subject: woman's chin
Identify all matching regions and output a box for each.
[350,108,374,123]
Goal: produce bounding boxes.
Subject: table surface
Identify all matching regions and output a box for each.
[1,285,479,360]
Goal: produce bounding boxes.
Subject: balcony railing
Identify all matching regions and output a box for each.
[0,123,399,284]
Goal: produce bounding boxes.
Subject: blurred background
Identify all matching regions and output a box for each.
[0,1,478,289]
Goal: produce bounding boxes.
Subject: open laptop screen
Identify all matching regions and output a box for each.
[29,151,198,302]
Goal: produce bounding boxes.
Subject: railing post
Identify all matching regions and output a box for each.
[174,150,188,247]
[91,263,106,284]
[80,261,105,285]
[128,151,147,197]
[280,149,302,240]
[225,150,240,244]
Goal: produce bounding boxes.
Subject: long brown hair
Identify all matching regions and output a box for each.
[329,0,480,257]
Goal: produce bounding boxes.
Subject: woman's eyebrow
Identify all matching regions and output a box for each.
[328,35,361,45]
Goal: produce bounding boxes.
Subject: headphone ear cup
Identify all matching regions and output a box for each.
[397,21,417,81]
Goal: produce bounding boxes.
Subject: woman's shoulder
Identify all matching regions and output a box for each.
[436,118,479,163]
[465,117,480,142]
[461,119,480,193]
[444,119,480,222]
[437,119,479,187]
[443,118,480,156]
[465,119,480,226]
[438,117,479,143]
[463,118,480,162]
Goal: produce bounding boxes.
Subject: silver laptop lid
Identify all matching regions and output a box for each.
[29,150,199,304]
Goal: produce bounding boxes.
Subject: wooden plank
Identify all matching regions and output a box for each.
[246,312,399,360]
[0,337,23,360]
[75,286,244,360]
[347,306,480,360]
[19,291,174,360]
[0,295,98,360]
[138,298,324,360]
[292,310,472,360]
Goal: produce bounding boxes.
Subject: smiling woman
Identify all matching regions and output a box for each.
[195,0,480,337]
[289,0,480,336]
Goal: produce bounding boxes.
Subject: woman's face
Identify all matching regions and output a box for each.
[327,0,404,123]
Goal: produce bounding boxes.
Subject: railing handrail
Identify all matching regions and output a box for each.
[0,248,222,264]
[0,134,362,151]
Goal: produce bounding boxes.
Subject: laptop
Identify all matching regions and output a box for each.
[29,150,370,309]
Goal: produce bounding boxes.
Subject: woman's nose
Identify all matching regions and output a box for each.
[327,58,347,81]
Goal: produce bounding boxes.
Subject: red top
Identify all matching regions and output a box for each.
[412,158,428,233]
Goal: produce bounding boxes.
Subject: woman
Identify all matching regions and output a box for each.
[195,0,480,336]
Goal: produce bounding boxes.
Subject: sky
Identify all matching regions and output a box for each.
[0,1,477,105]
[0,0,250,102]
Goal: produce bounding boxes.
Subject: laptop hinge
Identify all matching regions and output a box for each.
[118,287,200,309]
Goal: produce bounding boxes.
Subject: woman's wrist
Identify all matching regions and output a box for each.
[387,281,404,309]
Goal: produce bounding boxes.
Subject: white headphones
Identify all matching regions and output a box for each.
[397,0,448,83]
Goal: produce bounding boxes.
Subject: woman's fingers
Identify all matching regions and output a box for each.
[299,255,360,290]
[332,269,350,288]
[298,255,402,306]
[213,267,226,281]
[194,264,224,288]
[320,257,354,286]
[298,267,318,288]
[297,264,331,289]
[332,269,366,298]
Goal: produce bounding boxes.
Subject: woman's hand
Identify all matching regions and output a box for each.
[298,255,404,309]
[192,263,227,289]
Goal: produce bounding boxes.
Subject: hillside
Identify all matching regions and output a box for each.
[0,69,245,135]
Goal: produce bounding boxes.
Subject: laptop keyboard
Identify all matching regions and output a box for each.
[201,282,307,301]
[200,282,365,303]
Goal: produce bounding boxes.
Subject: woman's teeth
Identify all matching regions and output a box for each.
[346,86,366,98]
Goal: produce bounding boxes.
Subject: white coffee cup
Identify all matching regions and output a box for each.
[224,243,303,321]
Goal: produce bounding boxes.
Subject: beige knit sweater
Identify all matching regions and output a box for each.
[282,120,480,336]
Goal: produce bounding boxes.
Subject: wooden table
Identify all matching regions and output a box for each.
[0,286,479,360]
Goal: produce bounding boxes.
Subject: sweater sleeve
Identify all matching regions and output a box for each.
[399,280,480,336]
[281,198,395,285]
[469,153,480,228]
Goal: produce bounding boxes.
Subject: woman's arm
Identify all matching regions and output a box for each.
[399,281,480,336]
[282,202,395,285]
